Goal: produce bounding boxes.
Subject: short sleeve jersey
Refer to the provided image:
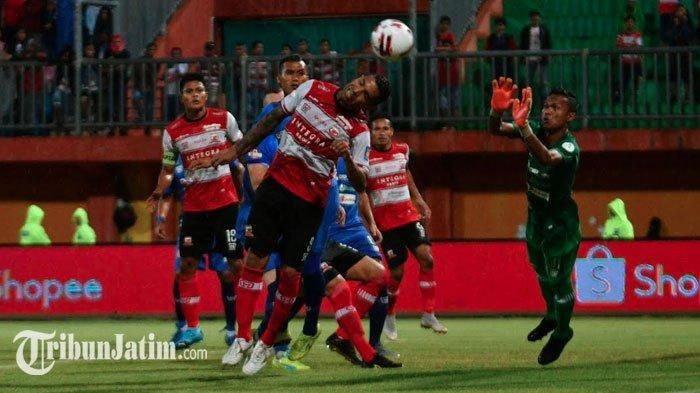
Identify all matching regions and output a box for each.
[267,79,371,205]
[367,143,421,231]
[162,109,242,212]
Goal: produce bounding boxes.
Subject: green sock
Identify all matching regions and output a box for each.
[537,276,557,321]
[553,279,575,338]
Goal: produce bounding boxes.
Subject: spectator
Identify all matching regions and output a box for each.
[622,0,645,34]
[616,16,644,101]
[230,42,247,118]
[105,34,130,135]
[133,42,157,133]
[645,216,663,239]
[13,28,28,56]
[93,6,113,45]
[19,204,51,246]
[199,40,225,107]
[602,198,635,240]
[486,17,517,79]
[436,15,461,116]
[52,47,75,135]
[280,43,292,57]
[2,0,25,49]
[164,47,187,121]
[519,10,552,102]
[80,42,99,124]
[659,0,680,43]
[0,45,16,136]
[246,40,269,118]
[95,31,110,59]
[72,207,96,245]
[667,9,693,101]
[40,0,57,57]
[296,38,311,58]
[314,38,341,85]
[20,39,48,136]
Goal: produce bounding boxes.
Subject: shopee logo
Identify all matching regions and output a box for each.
[0,270,103,309]
[634,264,699,299]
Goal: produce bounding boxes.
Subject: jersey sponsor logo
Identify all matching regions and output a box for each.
[203,123,223,131]
[562,142,575,153]
[184,147,222,163]
[247,149,263,160]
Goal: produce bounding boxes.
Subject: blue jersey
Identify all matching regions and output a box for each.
[236,102,291,243]
[331,158,363,230]
[163,158,186,200]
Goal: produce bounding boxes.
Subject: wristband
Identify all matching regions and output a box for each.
[517,121,534,139]
[156,215,167,224]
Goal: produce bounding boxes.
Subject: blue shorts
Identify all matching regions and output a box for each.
[328,224,382,260]
[235,201,252,245]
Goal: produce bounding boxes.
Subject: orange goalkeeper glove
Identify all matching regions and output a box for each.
[490,77,517,115]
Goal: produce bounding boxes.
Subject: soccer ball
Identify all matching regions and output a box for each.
[370,19,414,61]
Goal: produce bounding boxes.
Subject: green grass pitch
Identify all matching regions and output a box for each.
[1,317,698,392]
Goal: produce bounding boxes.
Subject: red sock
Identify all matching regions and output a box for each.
[335,280,384,339]
[329,281,376,363]
[178,273,200,328]
[386,276,401,315]
[419,269,437,314]
[260,269,300,346]
[236,266,264,341]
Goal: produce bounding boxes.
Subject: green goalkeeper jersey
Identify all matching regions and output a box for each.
[525,124,581,255]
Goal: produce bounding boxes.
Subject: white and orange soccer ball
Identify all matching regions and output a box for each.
[370,19,414,61]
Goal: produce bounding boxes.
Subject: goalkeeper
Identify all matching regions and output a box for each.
[487,77,581,365]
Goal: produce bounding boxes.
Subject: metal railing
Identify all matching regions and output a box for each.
[0,47,698,136]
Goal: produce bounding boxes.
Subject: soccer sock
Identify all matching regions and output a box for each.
[418,268,437,314]
[553,279,575,338]
[173,278,186,328]
[537,275,557,321]
[220,278,237,332]
[336,279,384,344]
[386,276,401,315]
[329,281,376,363]
[368,287,389,347]
[178,272,200,328]
[260,269,301,346]
[302,271,325,336]
[256,279,278,338]
[236,266,264,341]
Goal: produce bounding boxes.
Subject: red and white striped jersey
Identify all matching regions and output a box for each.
[616,31,643,63]
[268,79,370,204]
[367,143,420,231]
[162,108,242,212]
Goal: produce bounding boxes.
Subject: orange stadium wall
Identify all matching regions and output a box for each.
[213,0,429,19]
[154,0,215,58]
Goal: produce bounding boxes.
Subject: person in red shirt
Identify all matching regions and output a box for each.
[616,16,644,101]
[436,15,461,117]
[368,117,448,340]
[147,72,244,349]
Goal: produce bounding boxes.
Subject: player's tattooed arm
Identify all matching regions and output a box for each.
[407,169,432,222]
[147,164,175,214]
[202,106,286,168]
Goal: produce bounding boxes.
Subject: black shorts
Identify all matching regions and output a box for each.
[246,177,324,271]
[322,240,366,278]
[179,203,243,261]
[381,221,431,269]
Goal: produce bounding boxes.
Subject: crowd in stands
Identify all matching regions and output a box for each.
[2,0,700,137]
